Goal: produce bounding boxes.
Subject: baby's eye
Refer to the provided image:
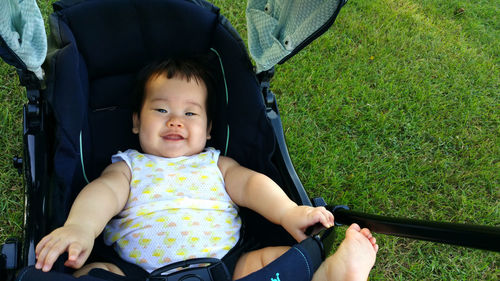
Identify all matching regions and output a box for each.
[155,109,167,113]
[185,112,196,116]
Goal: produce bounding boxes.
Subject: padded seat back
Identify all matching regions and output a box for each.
[46,0,290,246]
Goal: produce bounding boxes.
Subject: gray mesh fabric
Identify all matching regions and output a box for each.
[0,0,47,79]
[247,0,340,73]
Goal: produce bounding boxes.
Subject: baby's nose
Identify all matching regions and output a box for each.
[167,118,183,128]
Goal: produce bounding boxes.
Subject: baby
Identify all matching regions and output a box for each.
[35,57,378,280]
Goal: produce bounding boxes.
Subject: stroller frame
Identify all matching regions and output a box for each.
[2,0,336,279]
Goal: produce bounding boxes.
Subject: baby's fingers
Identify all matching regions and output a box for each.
[312,207,334,228]
[35,238,69,272]
[64,243,88,269]
[35,235,52,258]
[323,208,334,227]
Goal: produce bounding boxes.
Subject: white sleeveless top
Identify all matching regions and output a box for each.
[103,148,241,272]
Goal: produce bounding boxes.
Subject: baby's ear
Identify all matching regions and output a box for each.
[206,121,212,140]
[132,113,140,134]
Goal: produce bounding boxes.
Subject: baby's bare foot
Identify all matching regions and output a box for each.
[312,224,378,281]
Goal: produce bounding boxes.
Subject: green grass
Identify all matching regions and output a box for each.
[0,66,25,243]
[1,0,498,279]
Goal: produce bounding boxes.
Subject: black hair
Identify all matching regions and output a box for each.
[132,55,217,125]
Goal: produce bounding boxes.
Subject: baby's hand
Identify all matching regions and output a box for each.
[281,206,334,242]
[35,224,94,272]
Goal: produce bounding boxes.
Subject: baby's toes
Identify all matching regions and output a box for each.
[347,223,361,232]
[360,228,373,239]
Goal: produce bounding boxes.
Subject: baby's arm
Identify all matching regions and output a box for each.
[35,161,131,272]
[218,156,333,242]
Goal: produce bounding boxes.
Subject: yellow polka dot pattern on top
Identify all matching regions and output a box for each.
[103,148,241,272]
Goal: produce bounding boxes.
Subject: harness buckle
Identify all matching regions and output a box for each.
[146,258,231,281]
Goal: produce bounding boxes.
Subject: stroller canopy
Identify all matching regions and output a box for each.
[0,0,46,79]
[0,0,346,77]
[247,0,346,73]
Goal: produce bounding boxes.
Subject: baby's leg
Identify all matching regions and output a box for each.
[72,262,125,277]
[233,246,290,280]
[312,224,378,281]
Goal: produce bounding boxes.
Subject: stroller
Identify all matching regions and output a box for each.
[0,0,498,280]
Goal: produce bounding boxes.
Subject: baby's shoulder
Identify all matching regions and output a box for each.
[102,160,132,181]
[217,155,240,175]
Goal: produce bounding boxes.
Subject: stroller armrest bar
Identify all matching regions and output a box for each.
[330,207,500,252]
[260,69,311,206]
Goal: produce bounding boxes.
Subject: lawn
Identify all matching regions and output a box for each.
[1,0,498,280]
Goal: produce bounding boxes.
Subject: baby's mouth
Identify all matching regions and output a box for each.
[163,134,184,141]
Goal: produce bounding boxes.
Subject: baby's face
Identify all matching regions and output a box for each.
[133,75,211,158]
